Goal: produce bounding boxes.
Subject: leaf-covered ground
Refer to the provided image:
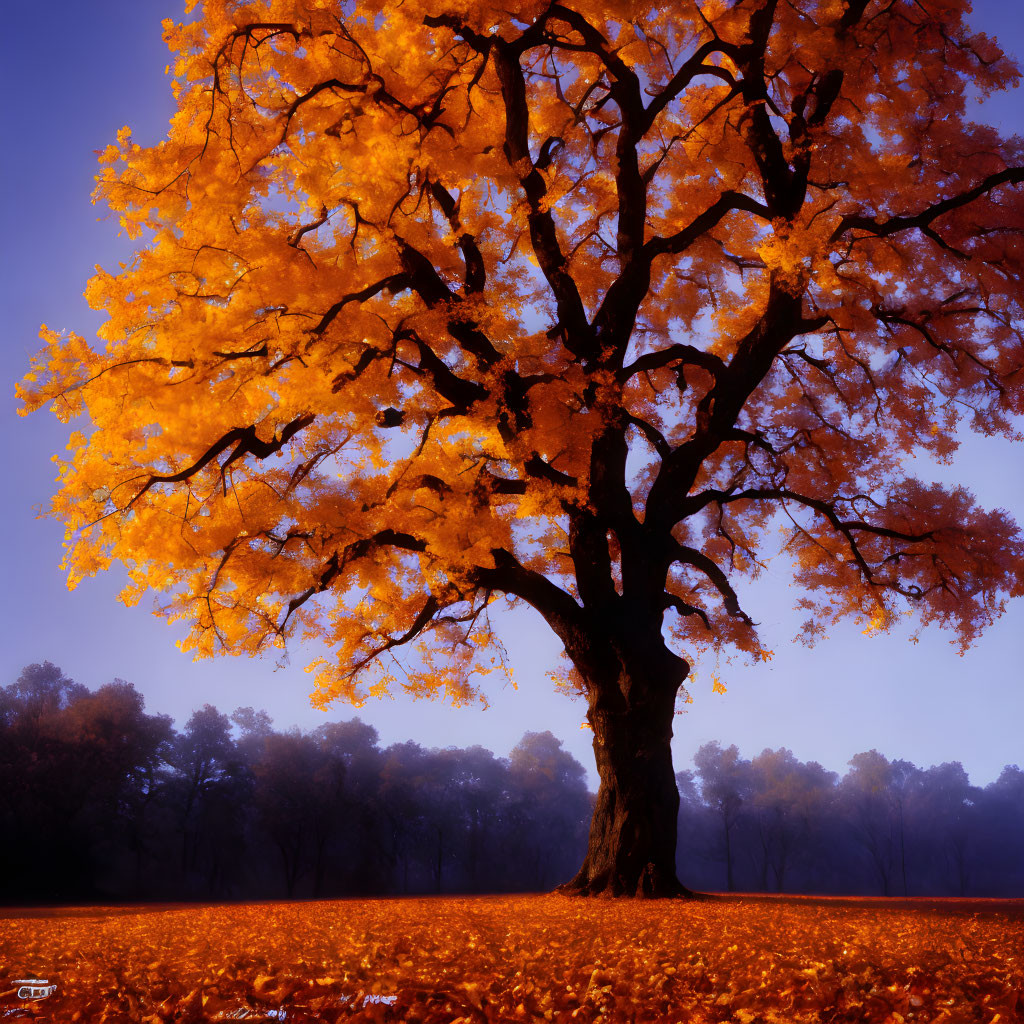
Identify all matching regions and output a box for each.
[1,894,1021,1022]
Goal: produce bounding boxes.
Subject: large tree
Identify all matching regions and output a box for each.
[20,0,1024,895]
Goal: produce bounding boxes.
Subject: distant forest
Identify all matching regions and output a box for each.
[1,663,1021,902]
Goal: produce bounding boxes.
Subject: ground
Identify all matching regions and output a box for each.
[1,894,1022,1022]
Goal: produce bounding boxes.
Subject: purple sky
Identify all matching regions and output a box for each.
[2,1,1022,790]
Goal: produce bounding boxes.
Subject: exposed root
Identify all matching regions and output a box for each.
[554,863,702,899]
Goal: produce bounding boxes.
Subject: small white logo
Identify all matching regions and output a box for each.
[14,979,57,1000]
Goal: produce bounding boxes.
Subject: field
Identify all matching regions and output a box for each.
[1,894,1022,1023]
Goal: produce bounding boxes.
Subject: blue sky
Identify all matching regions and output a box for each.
[1,1,1022,789]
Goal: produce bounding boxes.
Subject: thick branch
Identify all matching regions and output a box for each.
[546,5,647,264]
[425,12,594,353]
[645,192,770,260]
[472,548,585,647]
[126,414,315,506]
[346,595,441,675]
[618,343,726,384]
[428,180,486,294]
[643,40,741,131]
[311,275,408,336]
[397,240,502,367]
[689,486,941,599]
[704,487,937,545]
[491,40,594,355]
[403,331,489,410]
[832,168,1024,244]
[663,591,711,630]
[670,541,753,624]
[644,283,806,528]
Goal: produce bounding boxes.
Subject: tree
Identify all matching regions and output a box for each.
[694,741,751,891]
[165,704,245,893]
[916,761,978,896]
[507,731,592,889]
[746,748,835,891]
[311,719,387,892]
[0,664,97,899]
[976,766,1024,895]
[378,741,433,893]
[839,750,911,895]
[1,662,88,727]
[0,666,176,901]
[675,768,719,892]
[20,0,1024,896]
[55,680,174,895]
[435,744,509,891]
[251,729,338,896]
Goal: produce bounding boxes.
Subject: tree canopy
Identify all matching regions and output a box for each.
[20,0,1024,895]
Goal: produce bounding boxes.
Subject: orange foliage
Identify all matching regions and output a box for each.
[18,0,1024,708]
[1,895,1022,1022]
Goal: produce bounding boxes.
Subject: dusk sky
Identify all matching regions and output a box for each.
[2,0,1022,790]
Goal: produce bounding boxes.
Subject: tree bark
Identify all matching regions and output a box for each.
[559,676,693,898]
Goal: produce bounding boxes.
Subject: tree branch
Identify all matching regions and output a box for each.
[618,343,726,384]
[125,414,315,506]
[832,168,1024,244]
[645,192,771,260]
[472,547,584,646]
[670,540,753,624]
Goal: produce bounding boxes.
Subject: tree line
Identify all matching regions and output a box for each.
[0,663,590,902]
[677,742,1024,897]
[1,663,1020,902]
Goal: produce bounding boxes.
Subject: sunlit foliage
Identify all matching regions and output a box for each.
[2,895,1022,1021]
[20,0,1024,699]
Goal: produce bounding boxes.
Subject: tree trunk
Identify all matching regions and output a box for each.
[755,820,769,890]
[559,678,693,898]
[723,811,736,891]
[898,802,908,897]
[435,825,444,894]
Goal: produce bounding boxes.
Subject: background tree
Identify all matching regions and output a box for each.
[0,664,96,899]
[4,663,1022,900]
[436,745,509,891]
[165,704,247,894]
[377,740,430,894]
[693,741,751,892]
[675,768,720,892]
[54,680,174,896]
[838,750,908,896]
[20,0,1024,895]
[250,730,316,895]
[506,731,592,890]
[974,766,1024,896]
[0,662,88,726]
[746,748,836,892]
[311,719,388,892]
[915,761,978,896]
[0,665,172,901]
